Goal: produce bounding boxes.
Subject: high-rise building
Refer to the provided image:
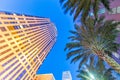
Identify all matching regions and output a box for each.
[0,11,57,80]
[35,73,55,80]
[62,71,72,80]
[99,0,120,64]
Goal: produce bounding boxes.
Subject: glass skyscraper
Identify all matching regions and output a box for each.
[0,11,57,80]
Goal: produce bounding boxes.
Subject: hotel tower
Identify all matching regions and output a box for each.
[0,11,57,80]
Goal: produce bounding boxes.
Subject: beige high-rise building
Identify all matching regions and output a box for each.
[0,11,57,80]
[35,74,55,80]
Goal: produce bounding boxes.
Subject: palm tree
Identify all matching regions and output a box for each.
[60,0,111,22]
[65,16,120,73]
[77,57,116,80]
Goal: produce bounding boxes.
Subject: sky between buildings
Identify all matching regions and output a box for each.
[0,0,79,80]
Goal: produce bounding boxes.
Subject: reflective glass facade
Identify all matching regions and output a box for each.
[0,11,57,80]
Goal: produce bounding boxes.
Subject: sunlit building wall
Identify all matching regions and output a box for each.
[0,11,57,80]
[62,71,72,80]
[35,74,55,80]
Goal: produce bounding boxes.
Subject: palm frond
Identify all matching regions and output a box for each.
[77,57,116,80]
[60,0,112,21]
[78,51,92,69]
[65,16,120,73]
[70,53,84,64]
[66,48,82,59]
[64,42,81,51]
[100,0,111,11]
[73,0,84,21]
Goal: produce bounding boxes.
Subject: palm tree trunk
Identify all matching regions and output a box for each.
[94,50,120,73]
[97,52,120,73]
[104,55,120,73]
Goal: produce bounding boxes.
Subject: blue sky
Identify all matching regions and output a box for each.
[0,0,79,80]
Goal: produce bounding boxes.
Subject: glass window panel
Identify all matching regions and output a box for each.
[4,22,9,24]
[117,6,120,13]
[7,26,14,30]
[0,27,7,32]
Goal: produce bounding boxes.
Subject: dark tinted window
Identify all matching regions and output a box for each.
[0,27,7,32]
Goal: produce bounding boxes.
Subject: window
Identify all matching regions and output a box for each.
[8,17,15,20]
[4,21,17,24]
[16,70,26,80]
[4,12,13,15]
[20,21,25,23]
[18,18,24,20]
[117,6,120,13]
[10,22,17,24]
[14,26,21,30]
[18,53,22,56]
[4,22,9,24]
[7,26,14,31]
[16,13,23,16]
[29,23,49,27]
[27,65,30,69]
[1,17,7,19]
[20,56,24,59]
[0,60,19,76]
[2,56,16,67]
[26,18,34,20]
[4,33,10,36]
[22,25,28,28]
[0,27,7,32]
[27,21,35,23]
[2,63,21,80]
[9,66,23,80]
[2,17,15,20]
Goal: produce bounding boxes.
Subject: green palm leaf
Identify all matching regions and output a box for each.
[60,0,111,21]
[77,58,116,80]
[65,16,120,73]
